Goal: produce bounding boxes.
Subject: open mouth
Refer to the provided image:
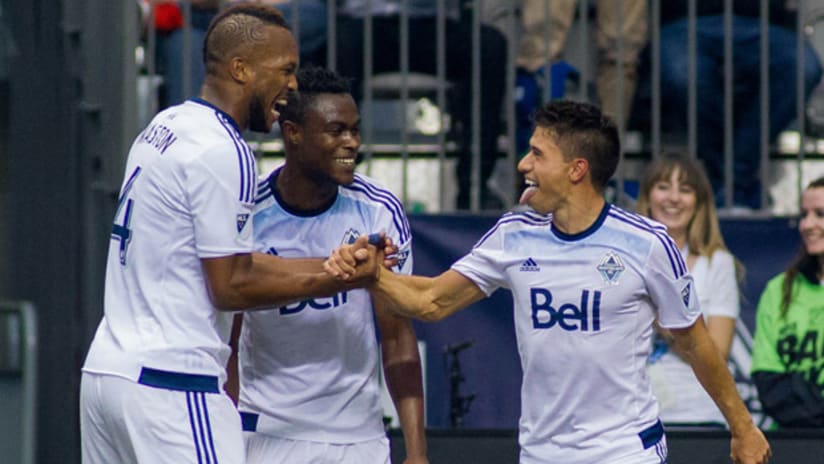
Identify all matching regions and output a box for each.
[335,158,356,167]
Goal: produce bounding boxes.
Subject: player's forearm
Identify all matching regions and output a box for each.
[385,359,427,460]
[676,325,755,434]
[206,253,347,310]
[370,268,465,322]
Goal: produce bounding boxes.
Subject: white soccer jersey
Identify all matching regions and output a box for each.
[451,204,700,464]
[238,169,413,444]
[83,98,257,388]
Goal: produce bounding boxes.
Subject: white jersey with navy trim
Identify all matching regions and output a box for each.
[451,204,700,464]
[238,170,413,444]
[83,98,257,386]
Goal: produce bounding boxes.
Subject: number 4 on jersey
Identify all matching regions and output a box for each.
[111,167,142,265]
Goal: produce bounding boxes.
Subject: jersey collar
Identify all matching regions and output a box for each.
[188,98,241,134]
[550,202,611,242]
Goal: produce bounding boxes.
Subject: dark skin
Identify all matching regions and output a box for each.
[229,92,428,464]
[197,22,382,312]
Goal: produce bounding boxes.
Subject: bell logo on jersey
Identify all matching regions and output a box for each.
[530,288,602,331]
[279,291,349,315]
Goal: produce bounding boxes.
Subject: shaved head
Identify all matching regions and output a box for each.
[203,3,291,76]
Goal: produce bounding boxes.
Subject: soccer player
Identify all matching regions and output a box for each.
[230,66,428,464]
[328,100,771,464]
[80,5,382,464]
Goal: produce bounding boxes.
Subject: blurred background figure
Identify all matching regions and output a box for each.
[246,1,328,66]
[638,152,743,427]
[515,0,648,154]
[751,176,824,428]
[631,0,823,211]
[142,0,219,109]
[335,0,508,210]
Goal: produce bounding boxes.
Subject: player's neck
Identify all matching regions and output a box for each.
[552,191,606,235]
[199,80,247,130]
[274,165,338,213]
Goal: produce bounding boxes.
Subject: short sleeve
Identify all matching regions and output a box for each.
[451,226,508,296]
[373,195,414,276]
[751,275,787,374]
[186,144,256,258]
[646,234,702,329]
[703,250,740,319]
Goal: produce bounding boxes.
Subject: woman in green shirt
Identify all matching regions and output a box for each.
[751,176,824,427]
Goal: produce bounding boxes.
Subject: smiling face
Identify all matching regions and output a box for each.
[292,93,361,186]
[800,186,824,257]
[647,168,697,244]
[246,25,298,133]
[517,127,575,215]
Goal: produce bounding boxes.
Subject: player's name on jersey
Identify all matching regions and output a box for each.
[137,123,178,155]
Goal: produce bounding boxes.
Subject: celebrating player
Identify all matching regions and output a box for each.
[80,5,382,464]
[230,66,428,464]
[328,100,771,464]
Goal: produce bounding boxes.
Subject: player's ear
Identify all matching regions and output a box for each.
[228,57,250,83]
[281,121,302,145]
[569,157,589,184]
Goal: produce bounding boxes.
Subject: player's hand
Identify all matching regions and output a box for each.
[730,423,771,464]
[369,233,400,269]
[324,234,385,285]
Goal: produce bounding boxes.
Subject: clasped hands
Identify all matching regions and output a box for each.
[324,232,397,285]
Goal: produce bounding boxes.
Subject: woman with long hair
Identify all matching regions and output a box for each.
[637,152,743,426]
[751,176,824,427]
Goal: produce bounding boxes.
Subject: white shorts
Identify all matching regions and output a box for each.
[80,371,244,464]
[244,433,390,464]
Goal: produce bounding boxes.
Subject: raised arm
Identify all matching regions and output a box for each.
[369,267,487,322]
[204,234,380,311]
[374,297,428,464]
[670,318,771,464]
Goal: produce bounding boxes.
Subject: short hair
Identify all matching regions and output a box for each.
[532,100,620,192]
[202,3,291,76]
[279,66,354,125]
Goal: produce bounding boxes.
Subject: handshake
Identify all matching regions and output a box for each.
[323,232,398,286]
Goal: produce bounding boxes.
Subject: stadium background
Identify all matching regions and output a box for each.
[2,1,824,463]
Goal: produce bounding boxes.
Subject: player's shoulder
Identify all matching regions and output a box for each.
[254,170,277,207]
[492,208,553,230]
[604,204,670,240]
[340,173,405,209]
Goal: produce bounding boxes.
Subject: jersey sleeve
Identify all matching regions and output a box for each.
[450,222,508,296]
[751,275,787,374]
[186,142,256,258]
[703,250,740,319]
[645,233,702,329]
[373,191,414,276]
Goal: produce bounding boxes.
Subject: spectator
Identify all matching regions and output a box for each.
[751,176,824,428]
[515,0,648,154]
[631,0,823,210]
[145,1,219,109]
[234,1,328,66]
[637,152,743,427]
[336,0,508,210]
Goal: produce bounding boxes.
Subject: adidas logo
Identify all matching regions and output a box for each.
[520,257,540,272]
